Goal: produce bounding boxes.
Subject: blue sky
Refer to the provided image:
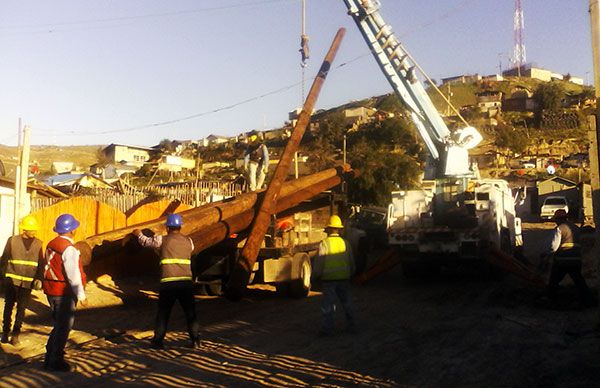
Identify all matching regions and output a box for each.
[0,0,593,146]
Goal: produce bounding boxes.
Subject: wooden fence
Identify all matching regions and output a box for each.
[29,197,192,246]
[30,180,242,213]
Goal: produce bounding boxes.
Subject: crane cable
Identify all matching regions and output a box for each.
[401,46,470,127]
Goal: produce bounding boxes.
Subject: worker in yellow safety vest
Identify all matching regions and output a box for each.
[0,215,44,346]
[312,215,356,336]
[545,209,594,307]
[133,213,200,349]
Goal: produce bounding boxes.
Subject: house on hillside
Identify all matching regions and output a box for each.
[475,91,503,118]
[102,143,153,168]
[441,74,482,84]
[46,173,114,193]
[90,163,138,180]
[502,87,535,112]
[51,161,74,174]
[157,155,196,173]
[200,135,230,147]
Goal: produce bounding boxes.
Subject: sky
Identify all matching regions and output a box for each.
[0,0,594,147]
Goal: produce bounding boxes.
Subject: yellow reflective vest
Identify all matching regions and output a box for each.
[318,234,353,281]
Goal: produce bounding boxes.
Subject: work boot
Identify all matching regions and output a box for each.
[191,338,201,349]
[0,332,9,344]
[45,360,71,372]
[149,339,164,350]
[10,333,20,346]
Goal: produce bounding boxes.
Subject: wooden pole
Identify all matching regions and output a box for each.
[225,29,346,300]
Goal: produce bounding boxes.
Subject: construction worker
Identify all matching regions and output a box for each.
[312,215,356,336]
[43,213,87,372]
[0,215,44,346]
[544,209,594,307]
[243,130,269,191]
[133,213,200,349]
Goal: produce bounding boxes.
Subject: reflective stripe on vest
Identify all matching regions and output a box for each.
[8,259,38,266]
[160,258,192,283]
[322,235,351,281]
[6,273,34,282]
[160,258,191,265]
[161,276,193,283]
[559,242,580,249]
[6,259,39,281]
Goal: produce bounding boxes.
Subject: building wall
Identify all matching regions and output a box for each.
[113,145,150,166]
[0,187,31,250]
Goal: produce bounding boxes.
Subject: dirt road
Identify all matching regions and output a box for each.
[1,223,599,387]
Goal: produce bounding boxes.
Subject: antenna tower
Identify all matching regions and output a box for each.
[512,0,526,76]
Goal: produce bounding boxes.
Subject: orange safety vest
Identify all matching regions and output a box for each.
[43,236,87,296]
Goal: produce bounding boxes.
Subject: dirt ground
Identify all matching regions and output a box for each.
[1,222,600,387]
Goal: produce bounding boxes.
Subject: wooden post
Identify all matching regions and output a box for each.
[225,29,346,301]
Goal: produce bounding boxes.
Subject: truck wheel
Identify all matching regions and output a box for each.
[289,253,311,298]
[207,282,223,296]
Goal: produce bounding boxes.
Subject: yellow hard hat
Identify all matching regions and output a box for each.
[327,215,344,229]
[19,215,40,231]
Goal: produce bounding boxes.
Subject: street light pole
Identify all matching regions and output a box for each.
[587,0,600,328]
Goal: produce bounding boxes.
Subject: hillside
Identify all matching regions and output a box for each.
[0,144,103,178]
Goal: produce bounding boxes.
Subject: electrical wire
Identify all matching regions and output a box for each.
[0,0,295,34]
[22,0,479,138]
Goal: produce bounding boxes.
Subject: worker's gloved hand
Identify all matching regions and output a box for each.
[32,279,43,291]
[263,167,268,174]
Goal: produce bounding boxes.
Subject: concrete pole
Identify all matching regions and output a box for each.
[13,119,22,235]
[588,0,600,327]
[19,126,31,218]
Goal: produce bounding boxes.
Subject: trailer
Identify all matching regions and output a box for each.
[194,212,326,298]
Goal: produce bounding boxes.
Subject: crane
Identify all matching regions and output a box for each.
[341,0,521,274]
[342,0,483,180]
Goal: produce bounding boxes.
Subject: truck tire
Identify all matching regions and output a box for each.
[289,253,312,298]
[207,282,223,296]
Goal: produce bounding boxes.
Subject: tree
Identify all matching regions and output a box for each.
[346,117,422,206]
[494,124,530,167]
[533,82,565,127]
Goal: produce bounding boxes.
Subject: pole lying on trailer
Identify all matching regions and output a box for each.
[225,28,347,301]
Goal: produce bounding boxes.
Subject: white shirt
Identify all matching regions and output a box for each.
[58,236,86,301]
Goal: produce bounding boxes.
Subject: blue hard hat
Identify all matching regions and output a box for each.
[54,213,80,234]
[166,214,183,228]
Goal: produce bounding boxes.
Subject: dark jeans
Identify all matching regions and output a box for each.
[321,280,355,333]
[154,284,199,343]
[2,280,32,334]
[547,259,593,304]
[45,295,76,365]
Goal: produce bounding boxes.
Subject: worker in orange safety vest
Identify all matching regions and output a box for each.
[43,213,87,372]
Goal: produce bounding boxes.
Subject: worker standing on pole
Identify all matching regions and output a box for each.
[312,215,356,337]
[0,215,44,346]
[243,130,269,191]
[43,213,87,372]
[544,209,594,308]
[133,214,200,350]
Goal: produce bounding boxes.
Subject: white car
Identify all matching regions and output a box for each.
[540,196,569,220]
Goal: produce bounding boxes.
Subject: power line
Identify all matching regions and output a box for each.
[0,0,294,34]
[24,0,479,138]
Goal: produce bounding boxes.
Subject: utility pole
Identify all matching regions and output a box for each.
[588,0,600,328]
[13,119,22,234]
